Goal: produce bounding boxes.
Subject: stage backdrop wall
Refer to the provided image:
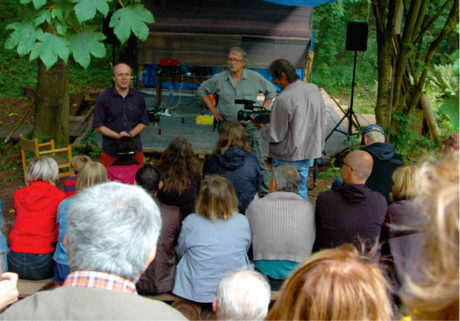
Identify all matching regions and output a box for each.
[138,0,313,69]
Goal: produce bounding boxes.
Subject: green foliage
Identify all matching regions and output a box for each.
[0,142,21,183]
[0,2,113,97]
[390,111,443,162]
[439,95,459,128]
[74,0,110,22]
[109,5,154,44]
[69,26,106,68]
[75,130,101,156]
[29,32,70,66]
[5,0,154,69]
[428,63,459,97]
[311,0,379,114]
[426,38,459,130]
[318,157,341,180]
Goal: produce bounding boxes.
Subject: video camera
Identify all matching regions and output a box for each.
[236,99,270,124]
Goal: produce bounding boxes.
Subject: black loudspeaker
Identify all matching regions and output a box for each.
[346,22,368,51]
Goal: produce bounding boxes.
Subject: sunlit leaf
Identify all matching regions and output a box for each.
[5,22,42,56]
[33,0,46,9]
[110,5,154,44]
[74,0,110,23]
[35,9,51,26]
[30,33,69,69]
[440,95,459,128]
[69,26,106,68]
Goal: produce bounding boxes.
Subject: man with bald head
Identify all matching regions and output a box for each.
[93,62,149,167]
[314,150,387,252]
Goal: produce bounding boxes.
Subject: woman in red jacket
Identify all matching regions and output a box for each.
[8,156,66,280]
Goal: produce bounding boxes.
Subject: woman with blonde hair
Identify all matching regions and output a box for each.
[52,161,108,282]
[157,136,201,217]
[266,244,393,320]
[203,122,261,213]
[386,165,425,291]
[402,153,459,320]
[172,174,251,303]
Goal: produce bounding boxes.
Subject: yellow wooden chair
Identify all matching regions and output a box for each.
[19,134,72,184]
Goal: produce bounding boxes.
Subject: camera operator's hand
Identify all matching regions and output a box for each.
[250,116,265,128]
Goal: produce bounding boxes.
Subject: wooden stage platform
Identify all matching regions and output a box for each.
[0,89,375,157]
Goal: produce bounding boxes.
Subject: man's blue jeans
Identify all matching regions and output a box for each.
[272,159,313,201]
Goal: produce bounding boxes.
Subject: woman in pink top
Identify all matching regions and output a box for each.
[107,136,141,184]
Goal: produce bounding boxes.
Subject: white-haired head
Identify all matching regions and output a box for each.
[214,269,270,321]
[67,182,162,281]
[26,156,59,184]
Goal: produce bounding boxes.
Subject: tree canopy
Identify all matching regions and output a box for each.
[5,0,154,69]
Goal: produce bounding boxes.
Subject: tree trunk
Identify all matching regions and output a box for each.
[420,93,441,139]
[34,59,70,147]
[373,0,399,128]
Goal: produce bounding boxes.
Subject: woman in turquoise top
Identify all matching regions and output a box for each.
[52,161,107,282]
[172,175,251,303]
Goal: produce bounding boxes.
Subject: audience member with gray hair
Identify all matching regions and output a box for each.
[361,124,404,202]
[271,163,301,193]
[8,157,66,280]
[246,164,315,290]
[213,269,270,321]
[2,182,186,320]
[315,150,387,253]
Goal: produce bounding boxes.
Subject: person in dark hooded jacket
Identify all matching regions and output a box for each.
[361,124,404,202]
[314,150,387,253]
[203,122,261,213]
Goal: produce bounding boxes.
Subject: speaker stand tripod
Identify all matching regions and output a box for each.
[325,50,361,142]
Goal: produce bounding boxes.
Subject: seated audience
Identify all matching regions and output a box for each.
[266,244,393,320]
[107,136,141,184]
[213,269,270,321]
[315,150,387,252]
[53,161,108,282]
[0,201,8,273]
[361,124,404,202]
[246,164,315,289]
[8,157,66,280]
[1,182,186,320]
[203,122,261,213]
[157,137,202,217]
[173,175,251,303]
[402,153,459,320]
[62,154,91,197]
[135,165,182,294]
[0,273,18,312]
[386,165,425,291]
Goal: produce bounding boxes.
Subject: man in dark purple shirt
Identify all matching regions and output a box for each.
[314,150,387,253]
[93,63,149,167]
